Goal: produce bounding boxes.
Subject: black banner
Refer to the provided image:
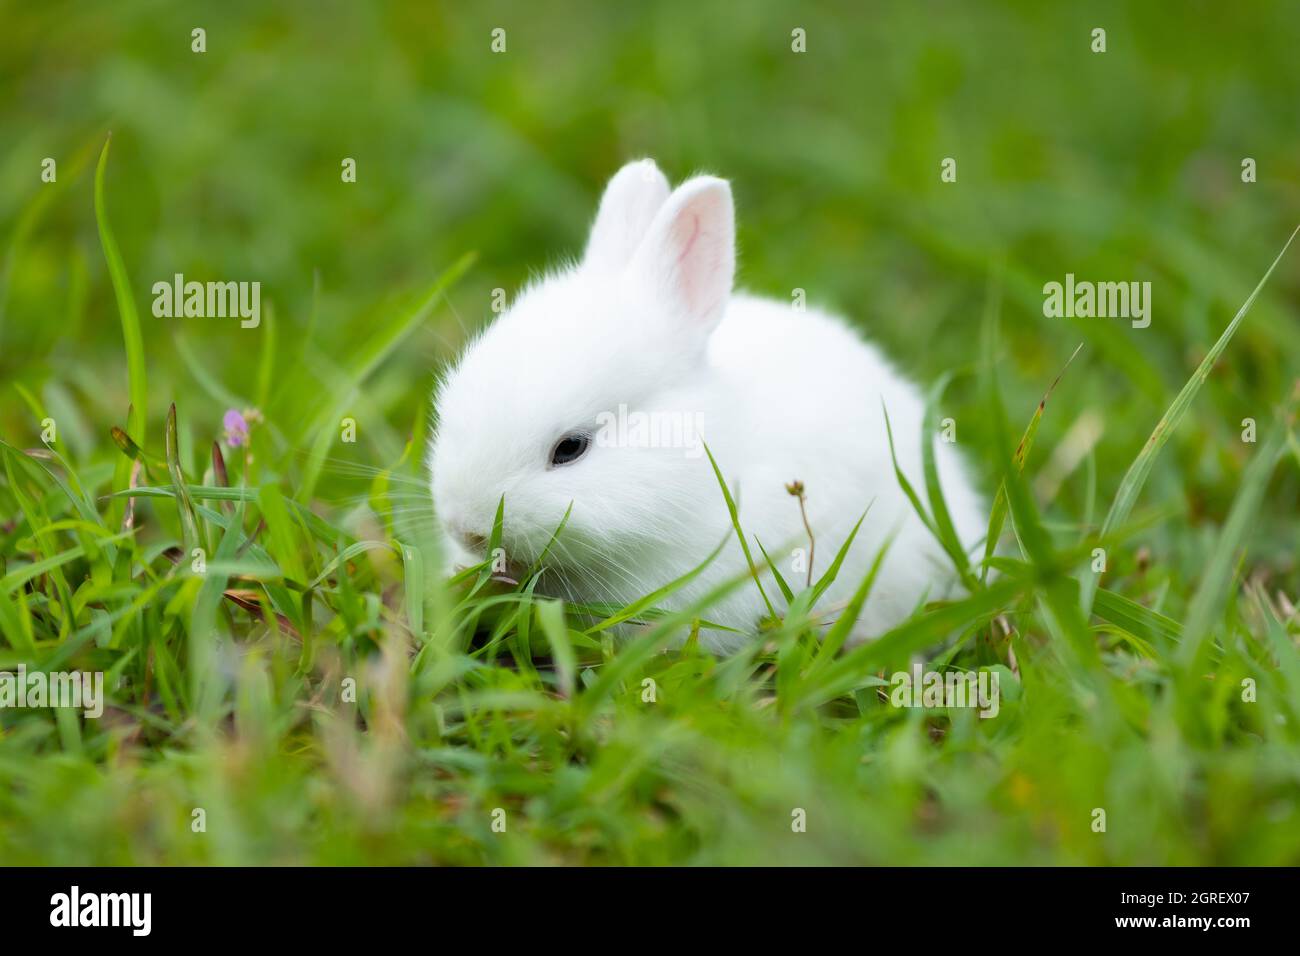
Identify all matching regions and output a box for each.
[0,867,1287,941]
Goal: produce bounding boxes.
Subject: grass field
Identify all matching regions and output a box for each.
[2,1,1299,865]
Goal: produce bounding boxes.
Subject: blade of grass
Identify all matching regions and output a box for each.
[1080,224,1300,614]
[165,404,200,554]
[703,442,775,620]
[799,576,1027,706]
[1092,587,1183,650]
[982,343,1083,581]
[94,134,148,531]
[754,537,795,605]
[585,533,729,634]
[800,533,894,694]
[258,483,308,585]
[297,252,475,502]
[401,541,425,638]
[919,372,975,587]
[880,401,938,541]
[537,599,575,698]
[521,500,574,584]
[1179,392,1297,671]
[808,507,870,605]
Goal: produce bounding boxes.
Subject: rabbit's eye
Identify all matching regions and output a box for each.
[549,432,591,468]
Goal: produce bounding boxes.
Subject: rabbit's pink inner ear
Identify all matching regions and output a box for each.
[582,159,671,272]
[641,177,735,332]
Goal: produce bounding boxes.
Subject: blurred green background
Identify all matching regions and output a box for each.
[2,0,1299,865]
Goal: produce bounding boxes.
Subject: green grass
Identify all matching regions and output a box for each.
[2,0,1300,865]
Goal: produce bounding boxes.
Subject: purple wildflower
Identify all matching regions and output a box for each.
[223,408,250,447]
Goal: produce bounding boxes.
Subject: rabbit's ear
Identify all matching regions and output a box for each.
[632,175,734,335]
[582,159,671,272]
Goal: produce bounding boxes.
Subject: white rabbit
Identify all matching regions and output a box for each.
[429,159,985,653]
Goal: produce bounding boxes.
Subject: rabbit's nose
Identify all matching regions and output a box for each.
[455,528,487,554]
[442,509,488,554]
[447,520,488,556]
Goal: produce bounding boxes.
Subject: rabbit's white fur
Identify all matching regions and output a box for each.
[430,159,984,653]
